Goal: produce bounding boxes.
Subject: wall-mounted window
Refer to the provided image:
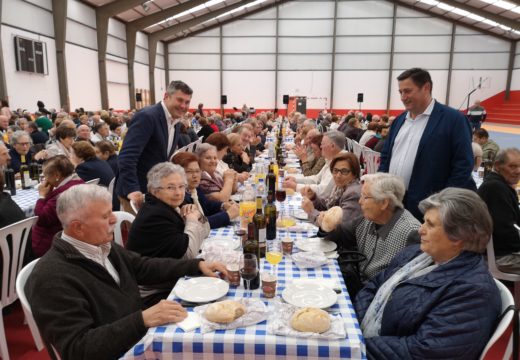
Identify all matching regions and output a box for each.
[14,36,48,75]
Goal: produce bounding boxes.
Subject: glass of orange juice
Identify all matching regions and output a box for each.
[266,240,283,276]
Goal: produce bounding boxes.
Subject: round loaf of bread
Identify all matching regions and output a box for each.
[320,206,343,232]
[290,307,331,333]
[204,300,246,323]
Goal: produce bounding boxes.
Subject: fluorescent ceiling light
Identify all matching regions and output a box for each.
[212,0,267,20]
[418,0,439,6]
[150,0,226,28]
[512,6,520,14]
[452,8,469,16]
[493,0,516,10]
[499,24,512,31]
[482,18,499,26]
[467,13,485,21]
[437,3,454,11]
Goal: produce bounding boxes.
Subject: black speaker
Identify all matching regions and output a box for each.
[135,93,142,102]
[283,94,289,105]
[357,93,364,103]
[221,95,227,105]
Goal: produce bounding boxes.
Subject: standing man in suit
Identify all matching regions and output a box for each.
[379,68,475,220]
[116,80,192,212]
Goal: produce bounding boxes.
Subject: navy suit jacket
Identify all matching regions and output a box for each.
[379,101,475,219]
[183,187,230,229]
[8,149,33,174]
[75,158,115,187]
[115,103,189,197]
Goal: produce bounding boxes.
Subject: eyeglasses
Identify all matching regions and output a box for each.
[332,168,351,175]
[360,194,374,201]
[185,169,201,175]
[16,142,30,146]
[157,184,186,192]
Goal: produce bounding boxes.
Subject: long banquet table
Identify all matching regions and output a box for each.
[122,191,366,360]
[11,187,39,217]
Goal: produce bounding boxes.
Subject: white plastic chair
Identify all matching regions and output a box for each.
[486,236,520,305]
[113,211,135,247]
[480,279,516,360]
[15,259,43,352]
[85,178,100,185]
[0,216,38,360]
[107,177,115,196]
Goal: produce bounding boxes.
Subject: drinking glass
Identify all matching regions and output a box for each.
[239,253,258,298]
[233,217,247,249]
[266,241,283,277]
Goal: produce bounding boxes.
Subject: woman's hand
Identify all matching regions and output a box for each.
[283,178,297,191]
[301,196,314,214]
[240,151,250,165]
[226,202,240,220]
[38,179,53,198]
[301,186,315,200]
[33,150,48,161]
[181,204,201,221]
[237,172,249,183]
[199,261,228,279]
[223,169,236,182]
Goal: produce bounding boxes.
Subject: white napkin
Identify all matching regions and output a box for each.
[194,298,268,334]
[200,242,242,264]
[291,250,329,269]
[292,278,342,293]
[281,222,318,233]
[267,299,347,339]
[177,311,201,332]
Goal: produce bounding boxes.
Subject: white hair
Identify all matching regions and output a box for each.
[57,184,112,228]
[361,173,405,210]
[147,162,186,193]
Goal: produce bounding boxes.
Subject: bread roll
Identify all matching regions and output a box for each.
[290,307,331,333]
[285,188,295,195]
[204,300,246,323]
[320,206,343,232]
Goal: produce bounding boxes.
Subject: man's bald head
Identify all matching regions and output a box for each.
[0,115,8,130]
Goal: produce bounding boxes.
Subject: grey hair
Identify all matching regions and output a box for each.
[324,130,346,150]
[147,162,186,193]
[494,148,520,167]
[194,143,217,158]
[361,173,405,210]
[57,184,112,228]
[303,119,316,128]
[418,188,492,253]
[166,80,193,95]
[10,130,32,146]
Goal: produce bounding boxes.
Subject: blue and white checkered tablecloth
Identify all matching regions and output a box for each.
[11,188,39,217]
[122,226,366,360]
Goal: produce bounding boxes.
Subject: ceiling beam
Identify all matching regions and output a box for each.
[392,0,513,41]
[150,0,257,43]
[165,0,290,43]
[129,0,208,30]
[97,0,147,18]
[436,0,520,30]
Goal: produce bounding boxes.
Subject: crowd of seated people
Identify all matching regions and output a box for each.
[0,88,517,360]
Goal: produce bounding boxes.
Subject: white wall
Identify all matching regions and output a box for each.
[66,43,101,110]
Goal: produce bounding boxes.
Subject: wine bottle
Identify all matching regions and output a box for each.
[19,155,30,189]
[253,196,266,258]
[243,222,260,290]
[266,162,276,194]
[265,191,277,240]
[5,169,16,196]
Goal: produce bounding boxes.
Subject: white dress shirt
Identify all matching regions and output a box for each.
[61,232,120,285]
[161,100,179,156]
[389,99,435,189]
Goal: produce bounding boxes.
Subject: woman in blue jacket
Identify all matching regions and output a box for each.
[172,152,239,229]
[71,141,114,187]
[355,188,501,360]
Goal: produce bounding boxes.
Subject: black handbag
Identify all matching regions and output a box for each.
[337,250,367,299]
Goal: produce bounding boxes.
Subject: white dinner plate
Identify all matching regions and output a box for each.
[295,238,337,253]
[175,277,229,303]
[282,283,337,308]
[204,237,241,250]
[293,210,309,221]
[230,194,242,202]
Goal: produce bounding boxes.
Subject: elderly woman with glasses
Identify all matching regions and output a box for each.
[8,130,34,174]
[327,173,421,297]
[172,152,239,229]
[127,162,210,261]
[301,153,362,229]
[195,143,237,202]
[355,188,501,360]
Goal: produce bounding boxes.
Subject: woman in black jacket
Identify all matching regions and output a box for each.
[71,141,114,187]
[196,117,214,142]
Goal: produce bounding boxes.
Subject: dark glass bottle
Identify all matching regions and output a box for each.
[4,169,16,195]
[19,155,30,189]
[243,222,260,290]
[267,162,276,194]
[265,191,277,240]
[253,196,266,258]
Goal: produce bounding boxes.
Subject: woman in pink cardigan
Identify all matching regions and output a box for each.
[32,155,84,257]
